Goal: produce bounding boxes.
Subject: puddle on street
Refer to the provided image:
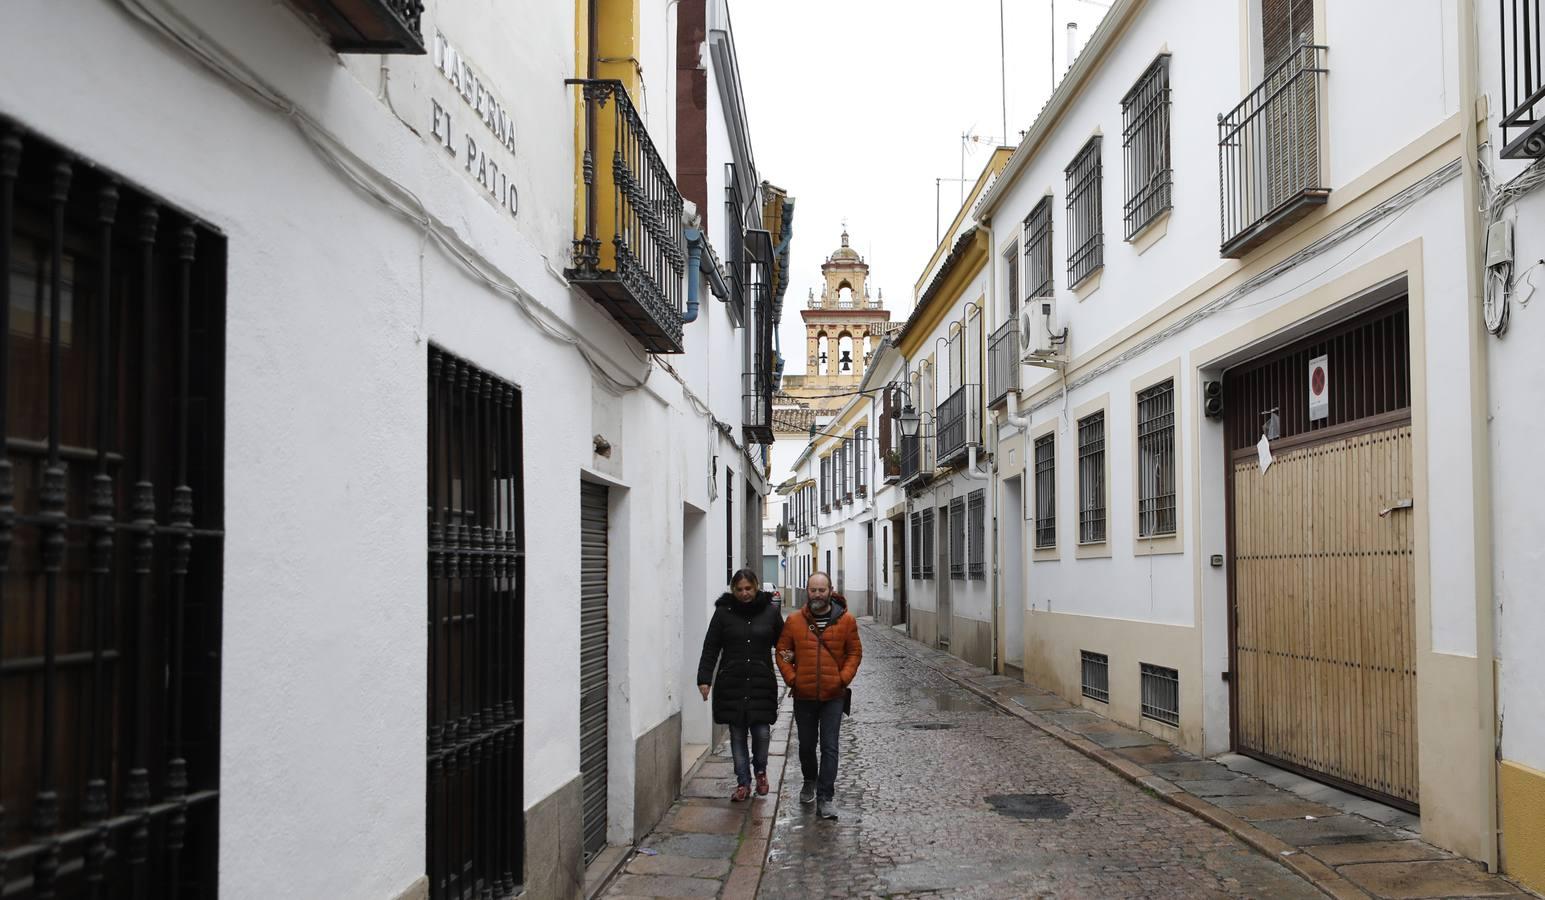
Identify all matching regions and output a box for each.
[912,687,994,712]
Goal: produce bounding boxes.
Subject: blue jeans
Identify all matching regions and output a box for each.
[729,723,771,787]
[793,698,844,801]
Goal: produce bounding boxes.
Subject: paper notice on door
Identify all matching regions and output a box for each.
[1257,434,1274,473]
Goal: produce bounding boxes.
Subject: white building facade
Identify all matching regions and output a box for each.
[0,0,789,898]
[972,0,1515,878]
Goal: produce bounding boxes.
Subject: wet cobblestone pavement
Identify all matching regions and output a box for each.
[758,622,1325,899]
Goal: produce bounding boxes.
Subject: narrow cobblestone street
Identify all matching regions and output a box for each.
[757,623,1326,899]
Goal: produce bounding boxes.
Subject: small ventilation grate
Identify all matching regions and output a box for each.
[985,793,1071,820]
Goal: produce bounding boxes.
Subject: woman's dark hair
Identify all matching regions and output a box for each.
[729,568,760,590]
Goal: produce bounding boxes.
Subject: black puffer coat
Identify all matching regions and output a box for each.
[696,592,783,726]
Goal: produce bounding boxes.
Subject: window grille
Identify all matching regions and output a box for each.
[920,508,935,579]
[1136,380,1177,537]
[428,348,525,898]
[882,524,889,583]
[910,512,923,579]
[1023,197,1054,299]
[1499,0,1545,157]
[1121,55,1172,238]
[1003,242,1020,321]
[968,491,986,579]
[821,456,831,510]
[726,468,734,583]
[1034,434,1057,549]
[1065,137,1104,288]
[1077,412,1107,544]
[1081,651,1110,703]
[949,497,966,580]
[855,426,868,495]
[0,119,226,897]
[1141,663,1180,726]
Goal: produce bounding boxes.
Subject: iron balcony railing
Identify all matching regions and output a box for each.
[1501,0,1545,157]
[899,434,924,485]
[1218,43,1329,258]
[567,79,687,353]
[935,384,982,467]
[742,230,777,445]
[285,0,425,53]
[988,319,1019,408]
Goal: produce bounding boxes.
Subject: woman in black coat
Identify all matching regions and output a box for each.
[697,568,783,801]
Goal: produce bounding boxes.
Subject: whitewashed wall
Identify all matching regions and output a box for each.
[0,0,771,894]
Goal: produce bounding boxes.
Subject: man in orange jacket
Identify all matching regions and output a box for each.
[776,571,862,820]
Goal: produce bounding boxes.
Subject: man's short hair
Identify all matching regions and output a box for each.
[807,571,832,589]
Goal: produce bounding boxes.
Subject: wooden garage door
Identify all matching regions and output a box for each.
[1225,300,1418,810]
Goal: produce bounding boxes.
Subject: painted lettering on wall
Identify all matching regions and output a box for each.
[429,31,519,219]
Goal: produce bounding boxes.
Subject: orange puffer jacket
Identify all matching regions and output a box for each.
[775,601,862,701]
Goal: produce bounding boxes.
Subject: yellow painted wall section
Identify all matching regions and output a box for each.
[1501,760,1545,894]
[899,233,989,358]
[572,0,642,270]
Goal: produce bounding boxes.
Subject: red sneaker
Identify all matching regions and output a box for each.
[731,784,751,802]
[755,772,770,796]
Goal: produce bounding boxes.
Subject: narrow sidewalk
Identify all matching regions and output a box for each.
[599,691,794,900]
[868,622,1537,900]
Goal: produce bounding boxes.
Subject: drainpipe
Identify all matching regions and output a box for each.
[1457,0,1500,871]
[683,228,704,323]
[1006,389,1031,430]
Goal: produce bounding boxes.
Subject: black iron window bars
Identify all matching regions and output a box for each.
[0,117,226,898]
[1077,412,1107,544]
[427,347,525,900]
[1121,55,1173,239]
[1023,197,1054,301]
[1033,434,1056,549]
[1081,651,1110,703]
[919,508,935,580]
[1065,137,1104,290]
[1136,380,1177,538]
[948,497,966,580]
[987,319,1019,409]
[935,384,980,465]
[1500,0,1545,158]
[909,512,922,580]
[967,491,985,580]
[567,80,687,353]
[1217,42,1329,257]
[1140,663,1180,726]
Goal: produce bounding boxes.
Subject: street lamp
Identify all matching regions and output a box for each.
[898,403,921,437]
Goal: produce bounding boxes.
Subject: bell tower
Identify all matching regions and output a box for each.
[797,228,892,391]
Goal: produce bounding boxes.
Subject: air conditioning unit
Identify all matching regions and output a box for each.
[1018,296,1063,364]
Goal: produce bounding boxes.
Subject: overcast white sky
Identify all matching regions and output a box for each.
[732,0,1112,375]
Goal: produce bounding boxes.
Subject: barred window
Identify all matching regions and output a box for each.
[1034,433,1057,549]
[920,508,936,579]
[910,512,923,579]
[1081,651,1110,703]
[1137,379,1177,537]
[1141,663,1180,726]
[1024,197,1054,299]
[855,426,869,495]
[1003,241,1020,321]
[1078,412,1107,544]
[1121,55,1173,238]
[968,491,986,579]
[949,497,966,579]
[1065,137,1104,288]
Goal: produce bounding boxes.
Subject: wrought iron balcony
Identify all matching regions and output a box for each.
[1218,43,1329,258]
[899,434,924,486]
[936,384,982,468]
[988,319,1019,408]
[568,79,687,353]
[285,0,425,53]
[742,231,777,445]
[1500,1,1545,158]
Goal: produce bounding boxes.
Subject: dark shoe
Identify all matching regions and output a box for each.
[799,783,817,805]
[731,784,751,802]
[816,799,838,820]
[755,772,770,796]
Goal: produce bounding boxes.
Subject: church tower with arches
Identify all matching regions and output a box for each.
[774,229,894,424]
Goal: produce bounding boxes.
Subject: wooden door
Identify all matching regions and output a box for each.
[1225,300,1418,810]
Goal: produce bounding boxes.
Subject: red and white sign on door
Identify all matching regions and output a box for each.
[1308,354,1329,421]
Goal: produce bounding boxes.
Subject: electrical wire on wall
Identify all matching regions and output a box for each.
[1479,151,1545,336]
[113,0,780,485]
